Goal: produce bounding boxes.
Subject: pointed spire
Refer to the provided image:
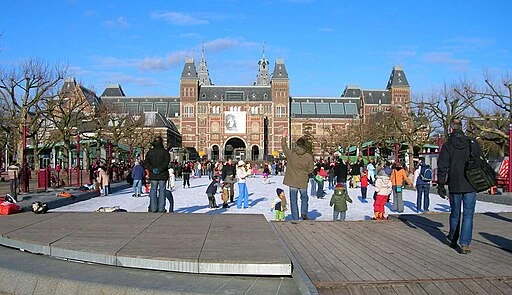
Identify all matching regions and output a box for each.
[255,42,270,85]
[198,41,212,85]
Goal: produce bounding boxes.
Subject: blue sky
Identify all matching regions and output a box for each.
[1,0,510,99]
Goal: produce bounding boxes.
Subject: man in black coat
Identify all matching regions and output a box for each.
[334,159,348,186]
[145,136,170,213]
[437,118,481,254]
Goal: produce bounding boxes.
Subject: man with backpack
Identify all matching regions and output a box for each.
[413,157,432,212]
[437,118,482,254]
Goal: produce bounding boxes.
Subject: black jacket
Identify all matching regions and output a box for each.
[221,163,236,180]
[144,142,170,181]
[437,129,481,193]
[206,179,219,194]
[334,161,348,182]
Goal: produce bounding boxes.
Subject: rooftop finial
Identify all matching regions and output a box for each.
[262,41,265,58]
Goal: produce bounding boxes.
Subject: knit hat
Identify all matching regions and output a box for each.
[237,160,245,167]
[334,183,345,194]
[276,188,284,196]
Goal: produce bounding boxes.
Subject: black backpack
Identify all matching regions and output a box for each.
[464,139,496,192]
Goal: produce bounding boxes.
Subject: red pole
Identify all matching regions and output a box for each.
[509,123,512,192]
[366,145,370,162]
[394,141,399,164]
[76,134,81,186]
[22,119,27,192]
[129,144,133,165]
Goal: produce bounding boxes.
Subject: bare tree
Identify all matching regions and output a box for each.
[455,76,511,156]
[418,83,472,140]
[0,59,67,168]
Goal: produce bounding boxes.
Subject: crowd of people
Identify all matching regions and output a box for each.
[67,117,479,255]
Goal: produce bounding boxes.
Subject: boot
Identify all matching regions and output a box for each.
[373,212,380,220]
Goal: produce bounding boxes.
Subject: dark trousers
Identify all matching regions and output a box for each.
[165,189,174,212]
[183,173,190,187]
[361,186,367,199]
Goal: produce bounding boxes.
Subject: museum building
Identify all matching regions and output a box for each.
[100,51,410,161]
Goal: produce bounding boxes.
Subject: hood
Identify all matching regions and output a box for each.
[294,146,308,155]
[449,129,468,150]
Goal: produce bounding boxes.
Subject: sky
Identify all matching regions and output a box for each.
[1,0,511,99]
[52,174,512,221]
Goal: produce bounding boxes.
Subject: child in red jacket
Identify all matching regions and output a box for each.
[360,170,369,201]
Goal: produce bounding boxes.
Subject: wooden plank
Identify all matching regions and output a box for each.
[390,284,414,295]
[315,222,390,281]
[417,281,443,294]
[431,281,461,295]
[474,278,505,295]
[447,280,475,294]
[361,285,382,295]
[294,222,365,282]
[274,223,322,283]
[488,278,512,294]
[462,279,495,295]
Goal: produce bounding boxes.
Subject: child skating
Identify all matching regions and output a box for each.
[205,175,220,209]
[272,188,287,221]
[329,183,352,221]
[373,169,392,220]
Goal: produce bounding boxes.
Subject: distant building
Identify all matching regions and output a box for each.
[99,49,410,161]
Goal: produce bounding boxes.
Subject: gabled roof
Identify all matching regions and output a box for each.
[362,89,392,105]
[386,66,410,89]
[341,85,362,97]
[101,84,126,97]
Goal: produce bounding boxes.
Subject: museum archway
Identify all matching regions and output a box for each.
[251,145,259,161]
[224,138,246,160]
[211,145,220,161]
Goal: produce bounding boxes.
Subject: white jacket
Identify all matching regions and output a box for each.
[375,174,392,196]
[236,166,248,183]
[166,168,175,190]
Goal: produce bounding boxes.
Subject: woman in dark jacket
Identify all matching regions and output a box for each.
[145,136,170,212]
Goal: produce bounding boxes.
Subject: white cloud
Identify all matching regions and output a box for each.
[422,52,469,71]
[103,16,129,29]
[151,11,209,25]
[104,74,158,87]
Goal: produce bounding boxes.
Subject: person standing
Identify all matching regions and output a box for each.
[330,183,352,221]
[221,159,236,202]
[7,162,20,201]
[97,167,110,196]
[131,161,145,198]
[272,188,287,221]
[389,162,412,213]
[182,162,191,188]
[145,136,170,213]
[334,158,349,188]
[366,160,376,185]
[373,169,392,220]
[165,167,175,212]
[205,175,220,209]
[236,160,249,209]
[437,118,481,254]
[413,157,432,212]
[281,129,315,220]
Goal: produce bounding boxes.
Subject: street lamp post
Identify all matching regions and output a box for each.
[507,83,512,192]
[76,134,81,186]
[22,115,28,193]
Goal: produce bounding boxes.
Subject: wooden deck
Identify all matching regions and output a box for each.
[273,212,512,294]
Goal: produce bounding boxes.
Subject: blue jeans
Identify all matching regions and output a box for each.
[149,180,167,212]
[289,187,309,220]
[416,184,430,211]
[236,182,249,208]
[309,178,316,196]
[133,179,143,195]
[449,192,476,246]
[316,180,324,198]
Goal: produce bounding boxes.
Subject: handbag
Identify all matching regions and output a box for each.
[394,171,403,193]
[465,139,496,192]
